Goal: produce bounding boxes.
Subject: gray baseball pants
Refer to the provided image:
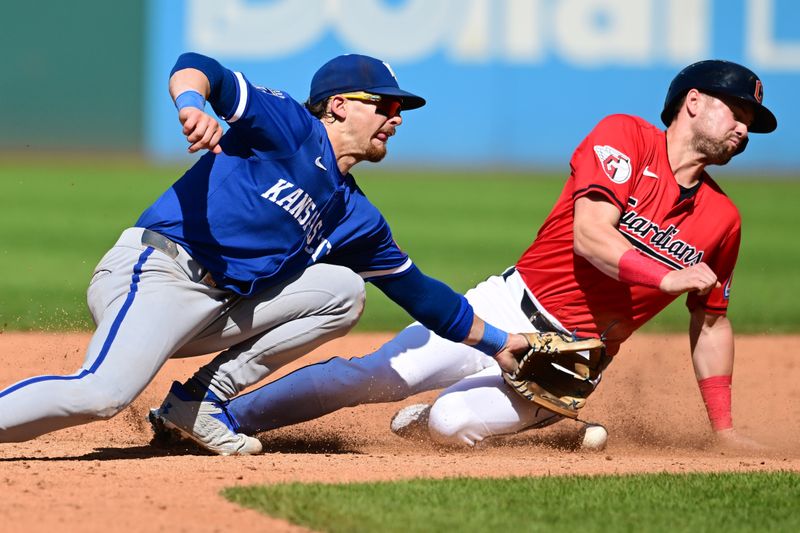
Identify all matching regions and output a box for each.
[0,227,364,442]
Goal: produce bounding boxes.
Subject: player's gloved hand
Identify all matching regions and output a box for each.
[178,107,224,154]
[659,262,721,296]
[502,332,609,419]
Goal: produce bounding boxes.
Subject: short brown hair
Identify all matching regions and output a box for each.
[304,98,330,119]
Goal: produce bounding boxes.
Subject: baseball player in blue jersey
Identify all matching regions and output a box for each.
[0,53,532,455]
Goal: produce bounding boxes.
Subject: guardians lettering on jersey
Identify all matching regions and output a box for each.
[593,132,706,271]
[619,201,704,268]
[260,178,329,258]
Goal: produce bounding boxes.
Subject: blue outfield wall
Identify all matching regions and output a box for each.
[145,0,800,171]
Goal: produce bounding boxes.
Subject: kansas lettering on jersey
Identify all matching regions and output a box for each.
[516,114,741,354]
[137,69,411,296]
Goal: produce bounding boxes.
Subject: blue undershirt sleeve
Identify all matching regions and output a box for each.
[170,53,240,119]
[371,265,474,343]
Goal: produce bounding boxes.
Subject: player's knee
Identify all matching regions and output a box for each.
[330,267,366,329]
[304,264,365,331]
[427,400,483,448]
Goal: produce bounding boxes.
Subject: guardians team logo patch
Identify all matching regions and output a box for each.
[594,145,632,184]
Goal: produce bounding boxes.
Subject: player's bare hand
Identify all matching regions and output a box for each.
[659,262,720,295]
[178,107,223,154]
[493,333,530,374]
[712,428,770,453]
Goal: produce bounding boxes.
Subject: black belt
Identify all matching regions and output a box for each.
[140,229,217,287]
[502,267,560,333]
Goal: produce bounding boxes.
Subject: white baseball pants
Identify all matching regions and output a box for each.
[230,268,564,446]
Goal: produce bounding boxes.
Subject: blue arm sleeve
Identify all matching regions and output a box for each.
[371,265,474,343]
[170,53,240,119]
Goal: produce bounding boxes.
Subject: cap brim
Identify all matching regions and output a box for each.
[748,103,777,133]
[702,90,777,134]
[368,86,426,110]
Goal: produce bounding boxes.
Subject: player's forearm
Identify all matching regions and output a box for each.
[371,265,474,342]
[463,316,530,374]
[372,266,512,357]
[169,53,224,100]
[169,53,240,117]
[689,310,734,378]
[690,310,735,431]
[574,221,633,279]
[169,68,212,102]
[572,195,635,279]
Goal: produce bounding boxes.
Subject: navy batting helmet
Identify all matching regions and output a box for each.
[660,60,777,133]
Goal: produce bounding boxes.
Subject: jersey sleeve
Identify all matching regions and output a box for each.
[570,114,646,213]
[322,187,412,280]
[214,71,313,155]
[371,265,474,343]
[349,234,412,280]
[686,221,741,314]
[331,222,412,281]
[170,53,313,154]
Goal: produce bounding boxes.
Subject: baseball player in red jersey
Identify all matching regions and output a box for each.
[197,60,777,451]
[517,111,741,356]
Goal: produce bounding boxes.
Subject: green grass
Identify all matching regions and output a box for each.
[0,159,798,332]
[222,472,800,533]
[0,159,177,329]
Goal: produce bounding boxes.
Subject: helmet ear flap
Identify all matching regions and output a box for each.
[661,96,683,127]
[662,91,697,127]
[734,136,749,156]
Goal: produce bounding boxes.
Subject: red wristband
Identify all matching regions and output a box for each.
[617,249,671,289]
[698,375,733,431]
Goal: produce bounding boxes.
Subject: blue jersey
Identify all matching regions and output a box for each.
[137,69,410,296]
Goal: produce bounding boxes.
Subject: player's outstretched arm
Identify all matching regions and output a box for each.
[371,265,523,373]
[689,309,767,450]
[690,308,733,379]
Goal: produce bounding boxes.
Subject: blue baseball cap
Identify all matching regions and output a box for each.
[308,54,426,110]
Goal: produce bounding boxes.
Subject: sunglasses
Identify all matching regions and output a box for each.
[340,91,402,118]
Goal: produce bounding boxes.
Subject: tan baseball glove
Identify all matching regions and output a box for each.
[502,332,609,419]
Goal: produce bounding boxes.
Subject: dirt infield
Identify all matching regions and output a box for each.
[1,332,798,532]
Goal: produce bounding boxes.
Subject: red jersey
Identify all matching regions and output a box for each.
[516,114,741,354]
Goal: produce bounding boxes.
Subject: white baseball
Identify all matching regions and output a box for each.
[581,424,608,451]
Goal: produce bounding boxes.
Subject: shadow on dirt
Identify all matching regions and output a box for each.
[0,444,201,461]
